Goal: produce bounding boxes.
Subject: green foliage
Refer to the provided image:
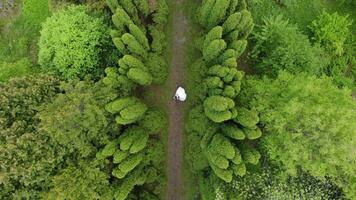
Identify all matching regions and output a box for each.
[47,162,113,200]
[217,167,344,200]
[38,80,117,157]
[203,39,227,62]
[38,5,109,79]
[251,15,329,77]
[310,11,352,56]
[139,109,167,134]
[310,11,355,88]
[0,75,62,198]
[0,58,33,82]
[240,71,356,198]
[220,123,245,140]
[242,126,262,140]
[234,107,259,128]
[106,97,148,125]
[203,95,237,123]
[21,0,51,29]
[146,53,168,84]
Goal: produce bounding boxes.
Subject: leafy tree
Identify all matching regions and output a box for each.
[38,80,117,158]
[217,167,344,200]
[0,75,63,198]
[198,0,231,29]
[127,68,153,85]
[310,11,355,88]
[38,5,109,79]
[220,123,245,140]
[310,11,352,56]
[46,162,113,200]
[251,15,328,77]
[240,71,356,198]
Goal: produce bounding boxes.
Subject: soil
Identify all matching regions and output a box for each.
[165,0,187,199]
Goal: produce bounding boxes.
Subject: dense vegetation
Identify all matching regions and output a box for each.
[185,0,355,199]
[1,0,168,199]
[1,0,355,199]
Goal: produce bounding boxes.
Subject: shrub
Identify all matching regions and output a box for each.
[38,5,109,79]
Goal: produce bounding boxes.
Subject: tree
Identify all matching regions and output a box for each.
[105,97,148,125]
[203,95,237,123]
[46,162,113,200]
[251,15,329,77]
[38,5,109,79]
[38,80,117,158]
[0,75,63,198]
[310,11,352,56]
[203,39,227,62]
[240,71,356,198]
[233,108,259,128]
[310,11,355,88]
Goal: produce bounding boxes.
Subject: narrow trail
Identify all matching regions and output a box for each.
[166,0,187,199]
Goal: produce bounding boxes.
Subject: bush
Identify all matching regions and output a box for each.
[38,5,109,79]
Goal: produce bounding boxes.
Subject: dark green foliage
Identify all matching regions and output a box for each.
[38,6,109,79]
[186,0,260,184]
[103,67,135,96]
[139,109,167,134]
[46,162,113,200]
[38,80,117,158]
[240,71,356,198]
[146,54,168,84]
[251,15,329,77]
[217,167,344,199]
[0,75,62,198]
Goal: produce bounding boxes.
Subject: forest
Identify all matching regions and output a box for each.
[0,0,355,199]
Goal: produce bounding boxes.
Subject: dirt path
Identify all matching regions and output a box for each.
[166,0,187,199]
